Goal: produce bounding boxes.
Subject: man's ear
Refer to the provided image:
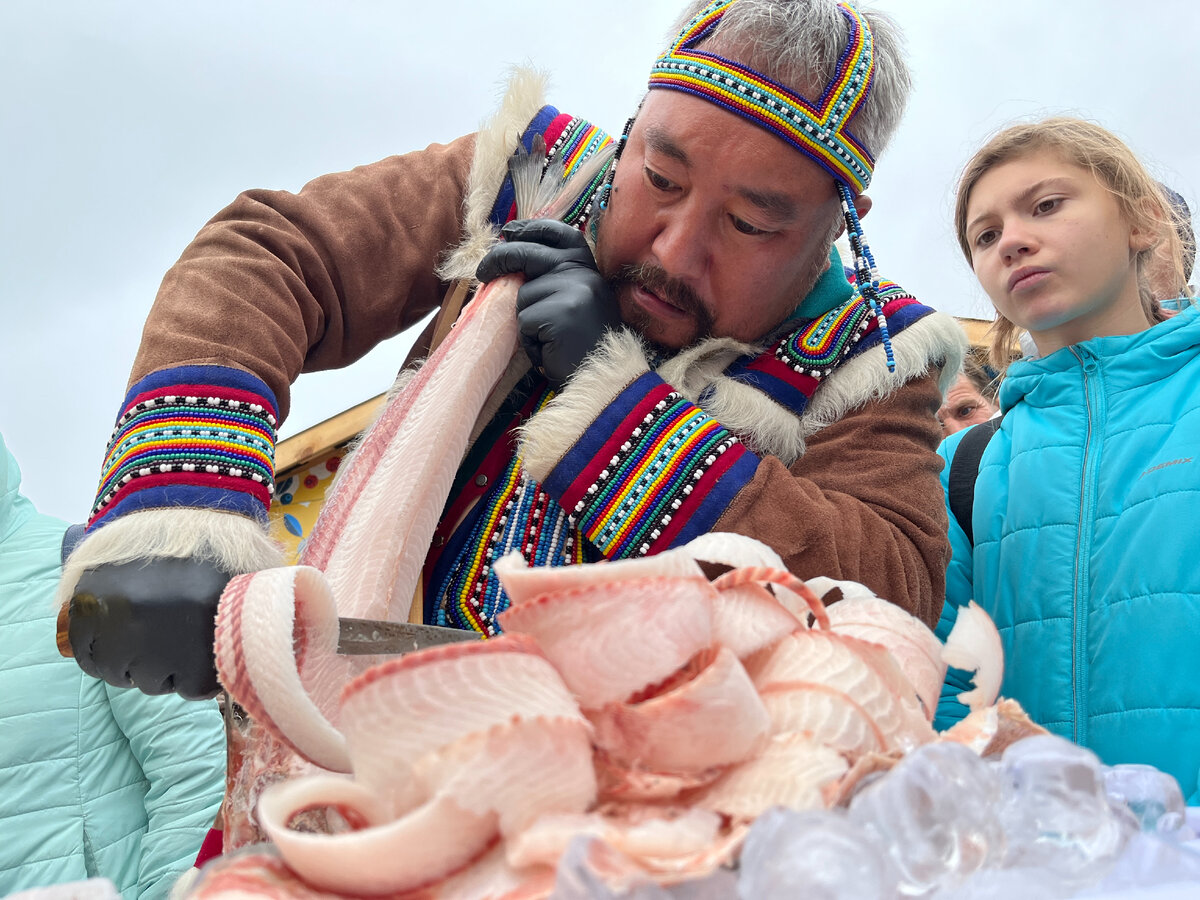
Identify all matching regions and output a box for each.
[854,192,873,221]
[834,193,873,238]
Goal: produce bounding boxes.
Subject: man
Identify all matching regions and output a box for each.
[61,0,966,700]
[937,357,999,436]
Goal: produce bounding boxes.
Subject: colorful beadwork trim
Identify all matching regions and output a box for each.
[432,387,597,636]
[488,110,614,230]
[547,375,757,559]
[88,365,278,530]
[726,282,928,417]
[544,117,615,228]
[648,0,876,193]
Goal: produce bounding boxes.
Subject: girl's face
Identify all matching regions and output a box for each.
[963,149,1153,356]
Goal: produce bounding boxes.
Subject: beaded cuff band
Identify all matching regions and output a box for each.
[488,110,613,230]
[88,365,279,530]
[648,0,875,194]
[545,374,757,559]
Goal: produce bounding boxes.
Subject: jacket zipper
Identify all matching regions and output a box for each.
[1069,345,1103,746]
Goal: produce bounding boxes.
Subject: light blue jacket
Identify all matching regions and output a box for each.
[935,305,1200,804]
[0,434,227,898]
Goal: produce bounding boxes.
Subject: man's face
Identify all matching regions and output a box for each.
[593,90,845,350]
[937,373,997,436]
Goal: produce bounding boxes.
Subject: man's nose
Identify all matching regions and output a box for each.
[650,205,710,281]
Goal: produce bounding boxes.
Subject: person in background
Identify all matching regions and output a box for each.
[0,431,226,898]
[1149,182,1195,309]
[933,117,1200,802]
[936,355,998,436]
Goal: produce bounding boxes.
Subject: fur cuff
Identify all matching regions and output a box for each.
[56,508,284,612]
[436,67,550,283]
[519,328,650,482]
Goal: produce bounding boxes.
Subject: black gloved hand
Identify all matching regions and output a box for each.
[69,557,232,700]
[476,218,621,389]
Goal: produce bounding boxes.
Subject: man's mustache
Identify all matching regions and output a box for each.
[611,263,715,336]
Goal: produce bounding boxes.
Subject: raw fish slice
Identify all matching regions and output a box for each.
[493,548,706,610]
[404,842,555,900]
[593,752,724,802]
[678,531,787,570]
[814,579,946,719]
[302,142,615,624]
[413,716,597,839]
[939,705,999,754]
[317,276,521,622]
[688,732,848,820]
[506,807,722,871]
[257,775,498,897]
[337,636,583,812]
[712,566,831,630]
[941,698,1046,758]
[941,600,1005,711]
[758,681,886,755]
[588,647,769,773]
[709,581,806,658]
[749,631,933,752]
[214,566,351,772]
[827,749,903,807]
[497,576,715,709]
[185,848,345,899]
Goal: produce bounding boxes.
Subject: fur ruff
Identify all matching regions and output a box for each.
[436,67,551,283]
[56,508,284,612]
[519,329,648,482]
[520,311,969,480]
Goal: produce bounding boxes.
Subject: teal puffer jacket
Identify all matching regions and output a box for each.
[0,435,226,898]
[935,305,1200,804]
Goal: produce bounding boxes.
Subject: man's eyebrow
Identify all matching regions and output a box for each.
[737,186,799,222]
[642,124,797,221]
[642,125,691,165]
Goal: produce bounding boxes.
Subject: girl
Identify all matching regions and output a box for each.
[934,117,1199,803]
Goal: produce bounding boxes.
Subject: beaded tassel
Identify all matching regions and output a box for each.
[594,114,635,212]
[839,182,895,373]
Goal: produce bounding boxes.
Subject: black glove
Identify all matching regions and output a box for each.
[476,218,620,389]
[69,557,232,700]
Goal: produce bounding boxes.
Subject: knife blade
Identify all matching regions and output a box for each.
[337,617,482,655]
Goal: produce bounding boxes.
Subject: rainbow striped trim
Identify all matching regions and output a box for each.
[545,117,614,227]
[777,281,918,376]
[88,366,278,529]
[550,377,755,559]
[648,0,875,193]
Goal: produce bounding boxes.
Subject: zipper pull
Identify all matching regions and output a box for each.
[1073,345,1099,373]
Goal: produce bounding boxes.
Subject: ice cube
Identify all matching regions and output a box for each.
[1103,763,1190,838]
[997,735,1132,892]
[737,807,895,900]
[848,742,1006,895]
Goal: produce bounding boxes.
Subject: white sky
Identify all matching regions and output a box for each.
[3,0,1198,521]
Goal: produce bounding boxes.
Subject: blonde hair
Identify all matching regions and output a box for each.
[953,117,1192,369]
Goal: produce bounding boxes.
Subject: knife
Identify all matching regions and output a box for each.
[336,618,483,655]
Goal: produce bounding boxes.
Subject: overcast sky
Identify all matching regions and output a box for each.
[3,0,1197,521]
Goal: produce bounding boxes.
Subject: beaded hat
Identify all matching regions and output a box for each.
[616,0,897,370]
